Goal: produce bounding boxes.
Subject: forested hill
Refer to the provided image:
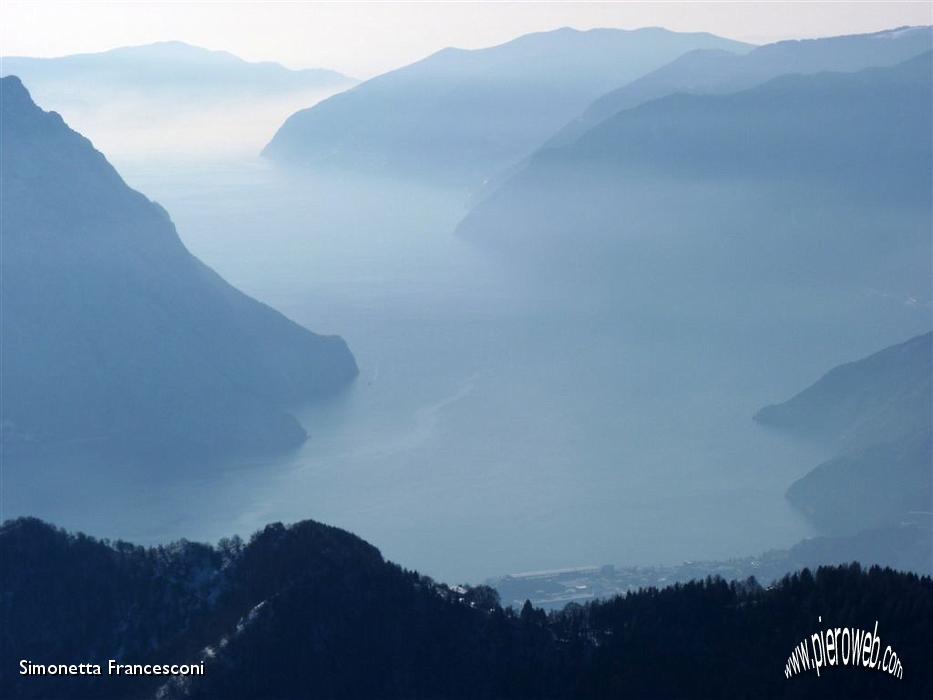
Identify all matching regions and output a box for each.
[2,517,931,699]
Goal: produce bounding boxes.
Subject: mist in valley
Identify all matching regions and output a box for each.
[3,10,933,697]
[1,41,355,159]
[2,22,930,588]
[8,151,926,583]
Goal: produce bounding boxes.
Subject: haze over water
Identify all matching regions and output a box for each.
[10,154,925,583]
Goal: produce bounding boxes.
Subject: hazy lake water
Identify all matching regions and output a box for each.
[7,156,927,583]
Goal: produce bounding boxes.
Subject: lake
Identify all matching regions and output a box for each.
[7,155,925,583]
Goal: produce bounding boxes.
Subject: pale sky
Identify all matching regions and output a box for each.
[2,1,931,79]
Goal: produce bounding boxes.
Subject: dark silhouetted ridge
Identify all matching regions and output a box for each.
[2,517,932,699]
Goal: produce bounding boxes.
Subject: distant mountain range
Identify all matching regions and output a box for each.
[1,42,356,157]
[470,26,932,204]
[757,332,932,534]
[458,52,932,302]
[547,26,933,148]
[262,27,751,184]
[4,517,931,699]
[0,76,357,455]
[1,41,352,95]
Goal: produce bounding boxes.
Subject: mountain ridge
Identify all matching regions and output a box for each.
[470,26,932,213]
[1,43,357,158]
[457,53,932,303]
[262,26,751,185]
[756,332,932,534]
[4,516,932,699]
[543,25,933,149]
[1,41,354,86]
[755,331,932,447]
[0,75,357,455]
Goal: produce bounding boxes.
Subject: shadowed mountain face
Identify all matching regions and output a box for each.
[0,42,356,158]
[458,53,933,304]
[0,76,357,455]
[3,517,932,700]
[757,332,932,535]
[756,332,932,448]
[548,26,933,148]
[262,27,750,185]
[786,433,932,534]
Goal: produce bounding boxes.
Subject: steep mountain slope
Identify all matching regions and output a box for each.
[1,42,356,157]
[757,332,932,534]
[0,76,357,455]
[755,332,932,447]
[3,517,931,699]
[458,54,932,301]
[549,26,933,147]
[262,27,750,185]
